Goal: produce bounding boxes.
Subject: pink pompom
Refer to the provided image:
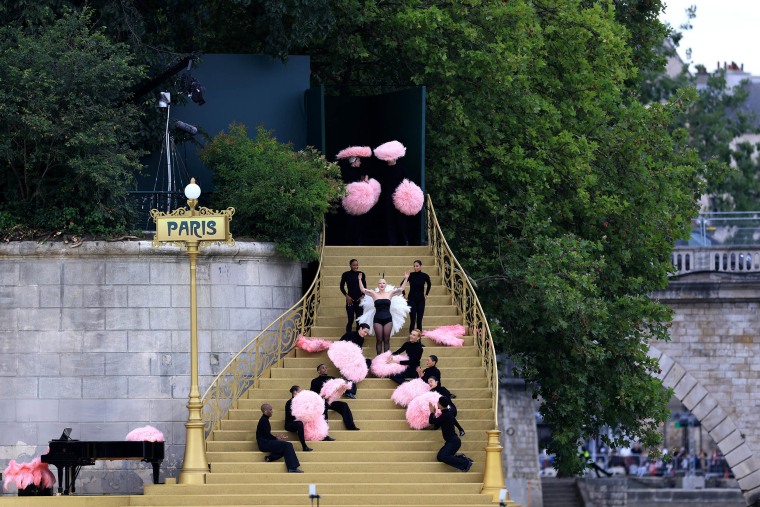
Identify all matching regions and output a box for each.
[328,341,368,383]
[291,390,326,423]
[303,417,329,441]
[297,335,333,353]
[422,324,466,347]
[336,146,372,159]
[320,378,351,405]
[125,425,165,442]
[343,181,379,216]
[368,178,381,200]
[374,140,406,161]
[370,351,409,377]
[406,391,442,430]
[392,179,424,216]
[391,378,431,408]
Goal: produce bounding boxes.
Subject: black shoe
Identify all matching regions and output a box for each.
[348,427,360,431]
[303,447,313,452]
[459,430,466,437]
[264,456,275,462]
[450,394,457,399]
[345,393,356,399]
[462,461,472,472]
[287,468,304,473]
[323,436,335,441]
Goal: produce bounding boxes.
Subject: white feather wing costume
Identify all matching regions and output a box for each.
[356,284,410,336]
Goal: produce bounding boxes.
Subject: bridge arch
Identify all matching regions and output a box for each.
[649,345,760,504]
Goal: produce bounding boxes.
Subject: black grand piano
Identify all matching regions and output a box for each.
[41,429,164,495]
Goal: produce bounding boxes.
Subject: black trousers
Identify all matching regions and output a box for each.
[324,400,358,429]
[345,299,364,333]
[437,436,469,471]
[389,366,418,385]
[284,420,308,449]
[257,438,300,470]
[408,296,426,331]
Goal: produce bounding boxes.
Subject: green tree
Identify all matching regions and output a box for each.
[200,124,343,261]
[300,0,712,474]
[0,7,145,236]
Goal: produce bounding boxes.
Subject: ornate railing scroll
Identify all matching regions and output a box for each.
[201,226,325,437]
[425,196,499,429]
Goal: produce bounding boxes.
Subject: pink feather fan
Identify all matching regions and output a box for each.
[303,417,329,441]
[297,335,333,353]
[320,378,352,404]
[392,179,424,216]
[125,425,165,442]
[291,390,326,423]
[336,146,372,160]
[368,178,381,200]
[391,378,431,408]
[370,351,409,377]
[3,457,56,491]
[422,324,466,347]
[374,140,406,161]
[327,341,368,383]
[406,391,443,430]
[342,181,379,215]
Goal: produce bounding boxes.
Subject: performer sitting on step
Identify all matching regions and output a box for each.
[256,403,304,473]
[428,396,472,472]
[310,364,361,430]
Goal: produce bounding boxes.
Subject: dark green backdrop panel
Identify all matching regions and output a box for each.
[323,87,426,246]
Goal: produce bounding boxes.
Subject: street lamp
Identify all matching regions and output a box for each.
[151,178,235,485]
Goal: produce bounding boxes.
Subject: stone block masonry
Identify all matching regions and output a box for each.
[0,241,302,495]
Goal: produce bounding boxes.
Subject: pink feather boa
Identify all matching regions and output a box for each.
[374,140,406,161]
[406,391,443,430]
[422,324,466,347]
[327,341,368,383]
[3,456,56,491]
[303,417,329,441]
[370,351,409,377]
[343,181,379,215]
[125,425,165,442]
[290,390,326,423]
[336,146,372,159]
[392,179,424,216]
[319,378,352,404]
[296,335,333,353]
[391,378,431,407]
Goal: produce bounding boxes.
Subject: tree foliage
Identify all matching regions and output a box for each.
[200,124,343,261]
[0,8,144,236]
[299,0,714,474]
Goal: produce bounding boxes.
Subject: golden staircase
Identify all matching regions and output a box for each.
[132,244,500,506]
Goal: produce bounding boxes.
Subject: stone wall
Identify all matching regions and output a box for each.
[500,383,543,507]
[0,241,302,495]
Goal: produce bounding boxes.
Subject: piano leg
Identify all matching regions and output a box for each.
[151,461,161,484]
[55,466,64,495]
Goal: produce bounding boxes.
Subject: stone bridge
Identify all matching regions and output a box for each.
[650,246,760,505]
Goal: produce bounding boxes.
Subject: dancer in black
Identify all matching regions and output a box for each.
[358,274,409,354]
[389,329,424,384]
[403,260,431,332]
[428,377,465,436]
[284,386,313,452]
[340,259,366,333]
[310,364,360,430]
[339,323,372,398]
[428,396,471,472]
[419,355,441,383]
[256,403,304,473]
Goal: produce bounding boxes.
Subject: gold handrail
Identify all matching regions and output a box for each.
[426,196,506,501]
[425,196,499,429]
[201,225,325,436]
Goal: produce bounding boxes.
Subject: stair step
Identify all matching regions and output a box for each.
[293,339,478,352]
[130,493,491,506]
[207,440,486,452]
[203,471,482,485]
[281,356,484,369]
[206,450,486,463]
[210,430,487,442]
[255,377,490,390]
[236,397,492,410]
[243,387,493,401]
[266,366,485,379]
[145,482,483,495]
[210,461,484,474]
[218,419,492,432]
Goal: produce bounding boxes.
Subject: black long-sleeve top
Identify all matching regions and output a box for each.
[340,270,367,299]
[429,408,458,442]
[402,271,431,299]
[340,330,365,348]
[285,399,296,425]
[256,414,277,442]
[310,374,336,395]
[421,365,441,384]
[393,340,424,368]
[431,384,452,399]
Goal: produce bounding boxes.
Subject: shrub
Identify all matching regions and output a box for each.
[200,124,343,260]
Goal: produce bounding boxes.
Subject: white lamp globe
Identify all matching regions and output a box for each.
[185,181,201,200]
